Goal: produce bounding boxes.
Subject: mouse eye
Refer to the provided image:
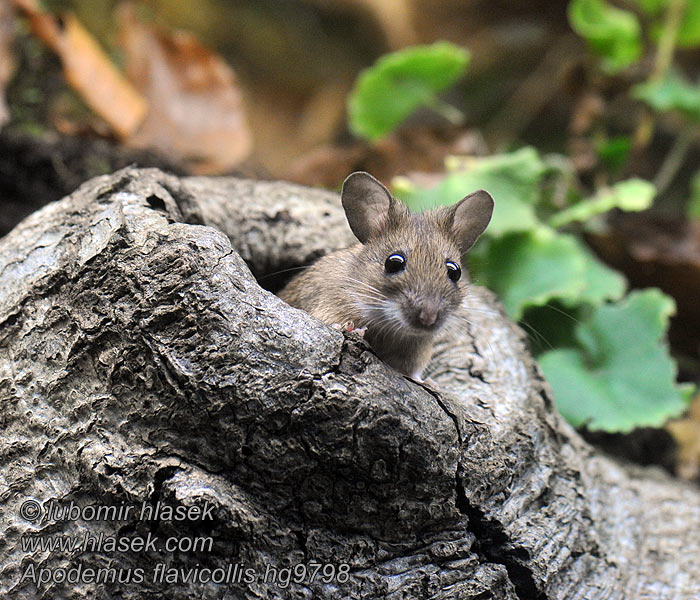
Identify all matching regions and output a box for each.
[385,253,406,274]
[446,261,461,282]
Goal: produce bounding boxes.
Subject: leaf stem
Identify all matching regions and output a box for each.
[426,95,465,126]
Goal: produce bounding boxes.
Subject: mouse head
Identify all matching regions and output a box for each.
[341,171,494,336]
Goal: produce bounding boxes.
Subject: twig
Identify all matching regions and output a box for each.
[653,127,696,195]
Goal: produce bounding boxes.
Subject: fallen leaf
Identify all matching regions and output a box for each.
[118,3,252,174]
[667,393,700,480]
[13,0,148,138]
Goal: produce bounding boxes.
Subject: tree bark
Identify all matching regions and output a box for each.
[1,167,698,600]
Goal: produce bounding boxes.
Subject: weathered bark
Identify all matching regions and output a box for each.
[0,167,698,600]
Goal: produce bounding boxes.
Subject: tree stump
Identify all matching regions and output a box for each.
[1,167,699,599]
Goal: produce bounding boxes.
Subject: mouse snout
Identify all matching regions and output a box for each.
[418,304,438,327]
[402,296,443,332]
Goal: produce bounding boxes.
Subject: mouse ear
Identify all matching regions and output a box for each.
[450,190,494,253]
[341,172,395,243]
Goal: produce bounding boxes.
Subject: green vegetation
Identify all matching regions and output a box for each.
[632,70,700,122]
[348,42,469,141]
[345,1,700,431]
[349,38,700,431]
[570,0,700,218]
[394,147,689,432]
[568,0,643,73]
[540,289,694,431]
[348,1,700,217]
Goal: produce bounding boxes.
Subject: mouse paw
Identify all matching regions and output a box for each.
[331,321,366,337]
[422,376,439,389]
[408,374,439,389]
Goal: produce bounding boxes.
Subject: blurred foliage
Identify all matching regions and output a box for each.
[397,148,545,235]
[393,146,691,432]
[632,69,700,122]
[568,0,642,73]
[632,0,700,47]
[548,179,655,227]
[571,0,700,67]
[690,170,700,219]
[472,230,627,318]
[567,0,700,218]
[472,229,621,318]
[595,136,632,174]
[348,42,469,141]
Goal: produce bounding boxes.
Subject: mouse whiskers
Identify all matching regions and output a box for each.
[446,311,497,364]
[258,264,311,283]
[461,296,554,352]
[370,305,406,340]
[338,276,387,300]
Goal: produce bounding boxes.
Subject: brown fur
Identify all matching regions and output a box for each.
[278,172,493,380]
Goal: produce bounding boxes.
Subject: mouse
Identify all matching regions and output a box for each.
[278,171,494,381]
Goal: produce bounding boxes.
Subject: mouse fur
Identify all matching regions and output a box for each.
[278,171,493,380]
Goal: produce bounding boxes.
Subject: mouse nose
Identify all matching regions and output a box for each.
[418,305,438,327]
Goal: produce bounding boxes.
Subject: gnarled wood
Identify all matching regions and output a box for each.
[1,167,698,599]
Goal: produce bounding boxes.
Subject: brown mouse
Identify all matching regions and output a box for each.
[278,171,494,380]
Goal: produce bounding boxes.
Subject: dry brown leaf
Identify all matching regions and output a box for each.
[117,3,252,174]
[12,0,147,138]
[0,0,16,127]
[667,393,700,480]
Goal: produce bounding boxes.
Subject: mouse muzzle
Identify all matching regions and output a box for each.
[402,297,444,333]
[418,305,439,327]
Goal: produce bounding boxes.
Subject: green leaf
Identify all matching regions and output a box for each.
[678,0,700,47]
[549,178,656,227]
[576,246,627,306]
[629,0,668,15]
[596,135,631,173]
[631,0,700,49]
[472,228,626,319]
[471,230,586,319]
[348,42,470,141]
[539,289,691,432]
[568,0,643,72]
[632,70,700,122]
[397,147,547,236]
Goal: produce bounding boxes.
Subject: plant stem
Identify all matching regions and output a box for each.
[632,111,655,150]
[653,127,696,196]
[427,95,464,126]
[653,0,686,80]
[632,0,686,151]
